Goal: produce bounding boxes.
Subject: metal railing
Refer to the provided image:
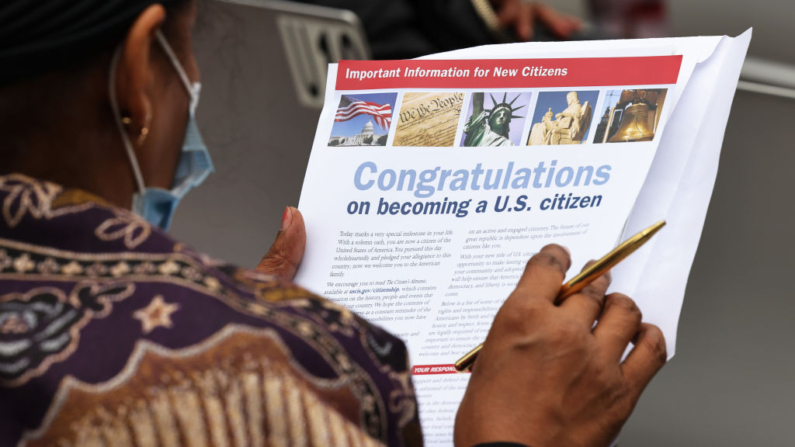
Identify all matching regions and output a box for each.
[739,57,795,99]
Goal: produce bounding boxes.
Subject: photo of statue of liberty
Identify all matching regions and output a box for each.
[461,92,531,147]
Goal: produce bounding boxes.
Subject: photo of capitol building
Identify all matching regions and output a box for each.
[329,119,388,146]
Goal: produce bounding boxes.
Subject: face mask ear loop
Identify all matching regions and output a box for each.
[154,31,194,103]
[109,45,147,197]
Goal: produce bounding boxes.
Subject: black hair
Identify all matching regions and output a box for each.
[0,0,185,85]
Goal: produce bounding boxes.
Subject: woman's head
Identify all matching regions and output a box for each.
[0,0,202,214]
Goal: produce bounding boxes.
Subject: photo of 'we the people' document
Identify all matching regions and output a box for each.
[393,92,464,147]
[296,33,750,446]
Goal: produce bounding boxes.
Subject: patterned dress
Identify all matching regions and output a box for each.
[0,174,422,447]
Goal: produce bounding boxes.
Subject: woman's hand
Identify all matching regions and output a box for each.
[455,244,667,447]
[256,206,306,281]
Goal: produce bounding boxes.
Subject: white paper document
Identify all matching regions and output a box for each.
[295,31,750,445]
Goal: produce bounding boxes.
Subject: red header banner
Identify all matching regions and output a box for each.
[412,364,460,375]
[336,56,682,90]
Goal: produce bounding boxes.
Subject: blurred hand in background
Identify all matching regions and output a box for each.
[491,0,583,41]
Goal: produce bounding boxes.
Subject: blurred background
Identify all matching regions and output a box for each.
[171,0,795,445]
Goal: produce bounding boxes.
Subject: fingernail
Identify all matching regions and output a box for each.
[281,206,293,232]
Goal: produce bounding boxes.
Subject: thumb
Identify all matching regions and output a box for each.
[256,206,306,280]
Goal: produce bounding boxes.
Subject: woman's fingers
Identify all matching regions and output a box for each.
[559,260,612,326]
[510,244,571,305]
[622,323,668,396]
[593,293,644,361]
[256,206,306,280]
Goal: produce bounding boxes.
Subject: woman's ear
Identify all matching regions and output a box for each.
[114,4,166,139]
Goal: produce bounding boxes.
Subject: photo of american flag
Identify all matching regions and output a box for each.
[328,93,397,147]
[335,95,392,129]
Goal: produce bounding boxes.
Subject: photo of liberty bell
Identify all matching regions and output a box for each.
[607,90,665,143]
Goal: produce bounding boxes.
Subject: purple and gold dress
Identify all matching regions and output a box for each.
[0,174,422,447]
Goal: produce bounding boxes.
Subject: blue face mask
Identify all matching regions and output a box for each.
[109,31,214,230]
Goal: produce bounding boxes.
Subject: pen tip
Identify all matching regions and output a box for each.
[642,220,666,237]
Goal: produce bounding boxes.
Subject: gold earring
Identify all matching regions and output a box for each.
[121,114,151,146]
[137,112,152,146]
[137,126,149,146]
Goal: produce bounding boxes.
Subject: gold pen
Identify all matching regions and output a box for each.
[454,220,666,373]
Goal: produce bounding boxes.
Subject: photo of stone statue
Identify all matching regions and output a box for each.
[461,92,531,147]
[593,89,668,143]
[527,90,599,145]
[528,107,555,145]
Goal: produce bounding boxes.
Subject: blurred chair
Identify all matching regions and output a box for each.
[266,0,370,108]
